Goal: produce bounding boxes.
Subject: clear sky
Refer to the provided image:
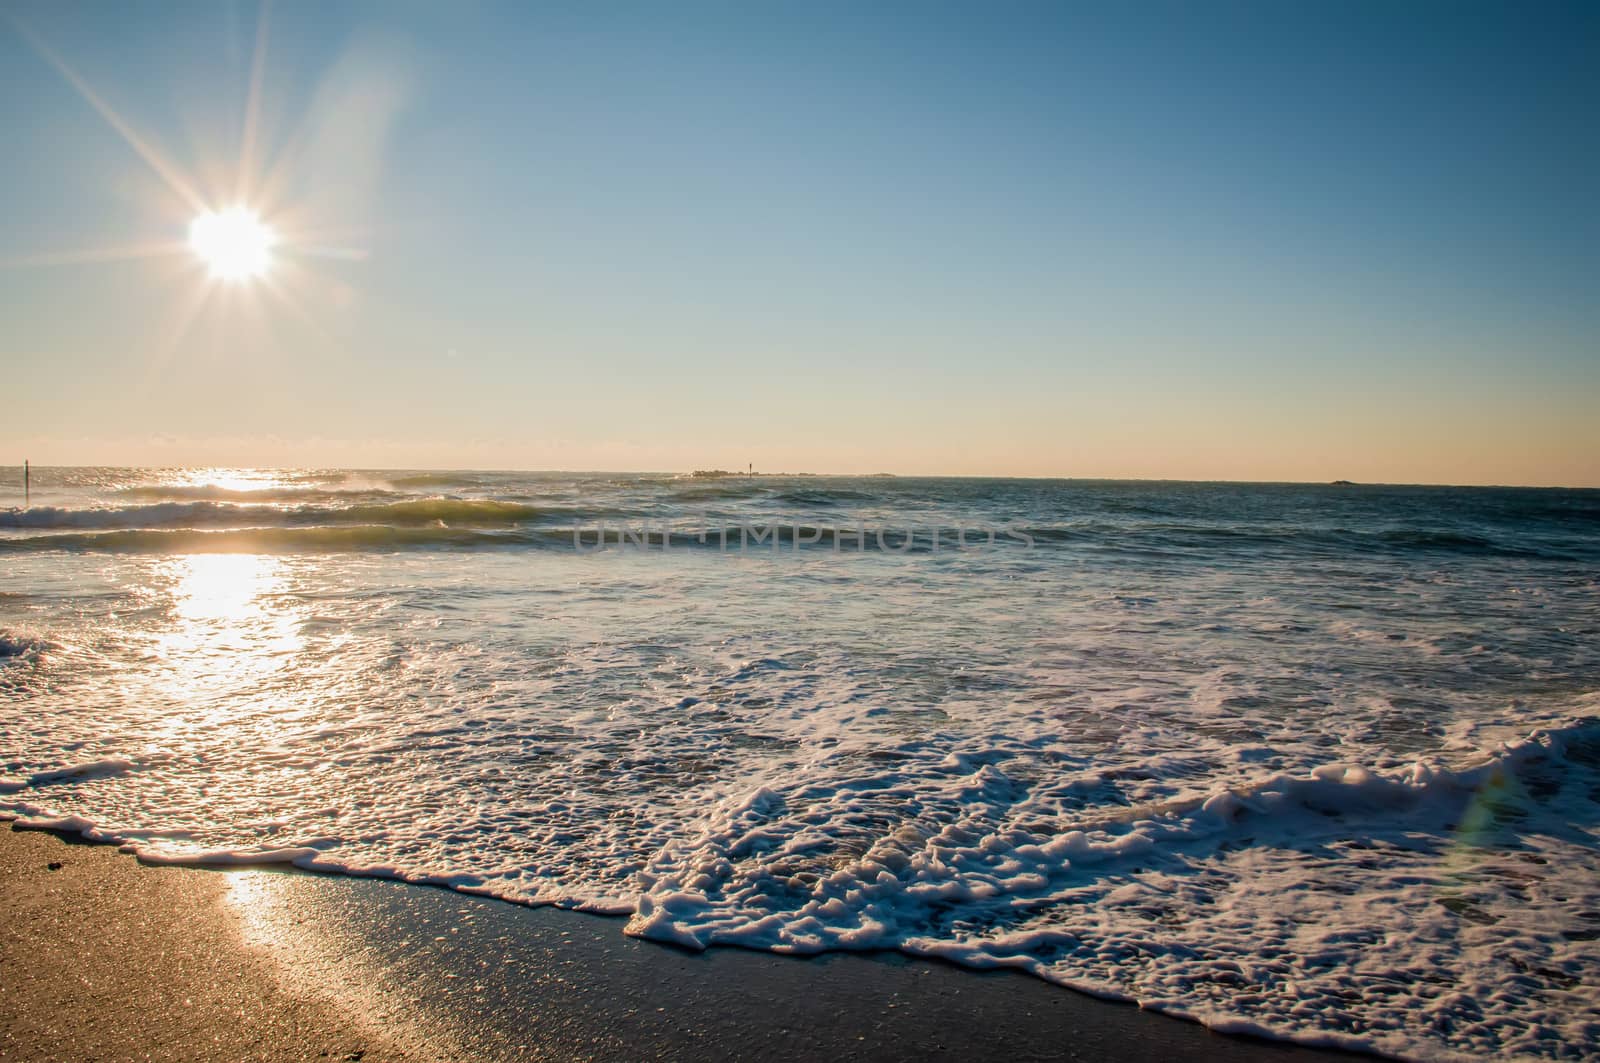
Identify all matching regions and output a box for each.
[1,1,1595,484]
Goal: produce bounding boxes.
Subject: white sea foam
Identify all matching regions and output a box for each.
[21,758,136,787]
[3,471,1598,1058]
[7,712,1597,1059]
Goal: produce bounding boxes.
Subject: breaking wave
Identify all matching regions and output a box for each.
[2,499,562,531]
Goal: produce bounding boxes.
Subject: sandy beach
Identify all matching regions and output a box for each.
[1,826,1370,1062]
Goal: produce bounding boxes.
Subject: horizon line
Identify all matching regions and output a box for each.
[6,464,1599,492]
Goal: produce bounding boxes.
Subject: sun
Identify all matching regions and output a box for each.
[189,207,276,281]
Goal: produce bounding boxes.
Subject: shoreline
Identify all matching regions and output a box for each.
[2,826,1375,1062]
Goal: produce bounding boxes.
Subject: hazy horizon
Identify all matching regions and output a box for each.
[6,458,1600,491]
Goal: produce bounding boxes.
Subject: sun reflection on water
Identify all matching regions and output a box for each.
[174,553,278,619]
[150,553,305,733]
[169,467,299,495]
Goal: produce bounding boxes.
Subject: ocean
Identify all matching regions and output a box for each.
[3,468,1597,1058]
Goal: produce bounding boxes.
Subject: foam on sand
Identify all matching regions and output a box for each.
[7,718,1598,1059]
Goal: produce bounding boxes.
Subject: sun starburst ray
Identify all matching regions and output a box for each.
[9,16,208,214]
[0,241,190,270]
[234,0,273,205]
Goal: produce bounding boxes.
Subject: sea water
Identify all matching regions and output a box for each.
[2,468,1597,1058]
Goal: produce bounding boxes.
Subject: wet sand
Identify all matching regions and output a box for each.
[1,826,1371,1061]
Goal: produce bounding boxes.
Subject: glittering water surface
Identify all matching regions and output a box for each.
[4,469,1599,1058]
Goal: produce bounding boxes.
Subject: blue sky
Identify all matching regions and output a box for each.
[1,1,1595,483]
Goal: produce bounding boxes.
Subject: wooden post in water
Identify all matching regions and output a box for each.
[23,460,28,508]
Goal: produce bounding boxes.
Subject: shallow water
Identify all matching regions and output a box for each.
[3,468,1598,1058]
